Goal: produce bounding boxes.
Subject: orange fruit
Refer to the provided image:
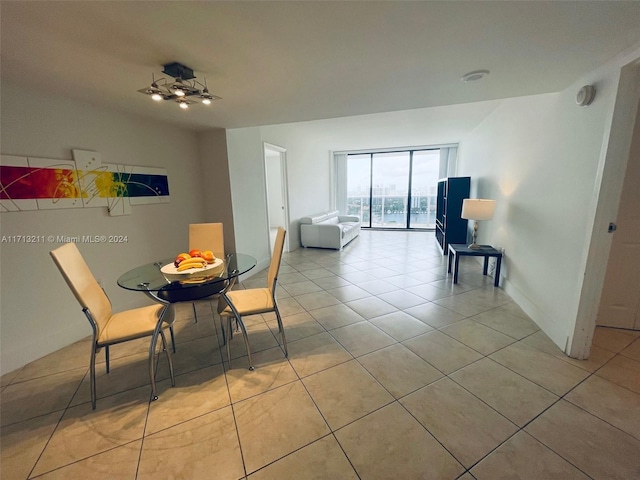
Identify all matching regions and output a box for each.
[202,250,215,263]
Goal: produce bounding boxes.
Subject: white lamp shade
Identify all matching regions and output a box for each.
[461,199,496,220]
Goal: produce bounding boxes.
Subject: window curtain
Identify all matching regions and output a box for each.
[334,153,348,214]
[440,146,458,178]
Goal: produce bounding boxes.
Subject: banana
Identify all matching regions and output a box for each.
[176,257,207,271]
[179,256,207,265]
[178,257,207,267]
[177,262,206,272]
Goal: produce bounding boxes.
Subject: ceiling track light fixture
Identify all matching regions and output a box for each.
[138,62,221,108]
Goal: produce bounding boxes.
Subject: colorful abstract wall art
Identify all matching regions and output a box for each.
[0,154,170,214]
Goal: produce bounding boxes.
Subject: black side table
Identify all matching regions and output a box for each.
[447,244,503,287]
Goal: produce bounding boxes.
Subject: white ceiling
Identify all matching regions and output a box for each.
[2,1,640,131]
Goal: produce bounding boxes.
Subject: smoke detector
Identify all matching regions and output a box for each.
[576,85,596,106]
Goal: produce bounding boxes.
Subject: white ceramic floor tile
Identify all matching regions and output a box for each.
[401,378,518,467]
[302,360,394,430]
[335,402,464,479]
[526,400,640,480]
[6,231,638,479]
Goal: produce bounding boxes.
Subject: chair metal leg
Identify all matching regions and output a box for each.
[225,316,232,369]
[222,314,253,370]
[220,291,253,371]
[149,306,172,402]
[235,315,253,370]
[105,345,110,374]
[209,302,227,347]
[90,343,98,410]
[220,314,227,345]
[149,329,160,401]
[159,329,175,387]
[274,305,288,358]
[192,303,198,323]
[169,326,176,353]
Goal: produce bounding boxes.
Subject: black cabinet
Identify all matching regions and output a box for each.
[435,177,470,253]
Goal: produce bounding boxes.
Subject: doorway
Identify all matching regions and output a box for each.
[264,143,289,253]
[570,59,640,359]
[596,98,640,330]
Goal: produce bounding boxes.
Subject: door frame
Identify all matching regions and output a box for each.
[263,142,290,253]
[596,97,640,330]
[570,58,640,358]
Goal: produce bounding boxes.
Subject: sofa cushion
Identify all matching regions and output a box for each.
[300,211,336,224]
[341,222,360,238]
[300,213,326,224]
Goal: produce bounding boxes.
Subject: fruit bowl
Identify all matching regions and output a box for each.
[160,257,224,282]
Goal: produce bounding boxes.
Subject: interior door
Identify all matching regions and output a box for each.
[596,101,640,330]
[264,144,289,253]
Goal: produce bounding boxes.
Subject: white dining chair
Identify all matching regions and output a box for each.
[218,227,287,369]
[50,242,175,409]
[188,222,225,323]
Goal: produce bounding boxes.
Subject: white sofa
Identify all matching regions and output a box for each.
[300,210,361,250]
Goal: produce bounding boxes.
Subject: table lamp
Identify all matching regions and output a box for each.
[461,199,496,249]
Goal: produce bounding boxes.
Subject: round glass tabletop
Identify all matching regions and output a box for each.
[117,253,257,301]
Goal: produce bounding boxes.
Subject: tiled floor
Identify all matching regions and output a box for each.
[2,230,640,479]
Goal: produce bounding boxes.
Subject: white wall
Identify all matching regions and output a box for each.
[0,84,210,374]
[226,101,501,249]
[224,54,637,356]
[456,58,629,351]
[225,128,272,273]
[197,129,237,251]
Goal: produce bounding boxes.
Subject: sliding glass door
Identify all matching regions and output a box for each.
[346,149,440,229]
[371,152,409,228]
[409,150,440,228]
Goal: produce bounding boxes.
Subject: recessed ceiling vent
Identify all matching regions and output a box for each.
[461,70,490,82]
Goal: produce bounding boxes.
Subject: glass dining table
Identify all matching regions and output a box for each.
[117,253,256,401]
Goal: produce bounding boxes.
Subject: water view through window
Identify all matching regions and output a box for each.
[347,149,440,229]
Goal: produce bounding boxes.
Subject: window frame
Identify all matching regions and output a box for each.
[333,144,458,230]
